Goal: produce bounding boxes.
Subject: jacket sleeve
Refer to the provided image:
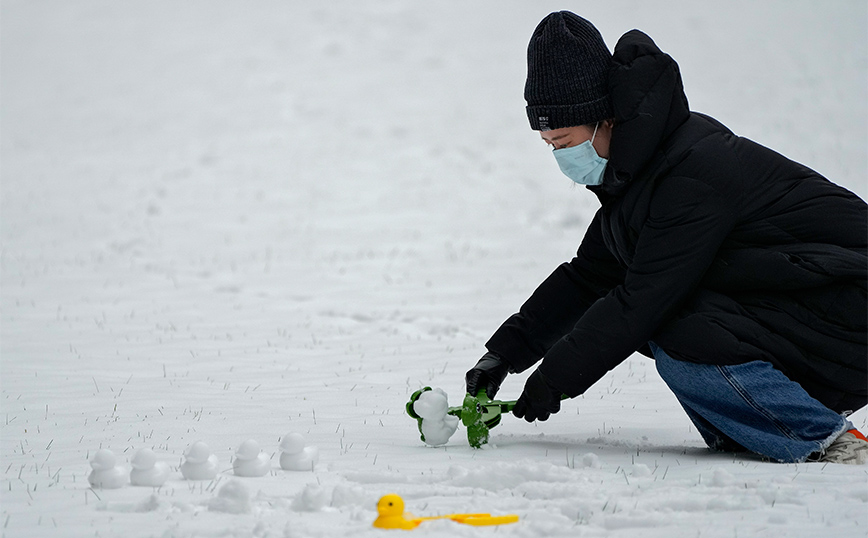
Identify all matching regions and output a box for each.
[538,174,739,397]
[485,211,625,373]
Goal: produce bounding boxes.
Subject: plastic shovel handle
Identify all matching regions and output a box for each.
[452,513,520,526]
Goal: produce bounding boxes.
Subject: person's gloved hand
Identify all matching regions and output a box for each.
[465,352,510,399]
[513,369,562,422]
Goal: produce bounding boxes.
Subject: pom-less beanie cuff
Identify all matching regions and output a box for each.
[526,96,612,131]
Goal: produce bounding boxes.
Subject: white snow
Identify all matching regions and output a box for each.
[1,1,866,537]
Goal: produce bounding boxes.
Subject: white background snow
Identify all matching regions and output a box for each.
[1,1,866,537]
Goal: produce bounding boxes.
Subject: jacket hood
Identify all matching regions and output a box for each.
[593,30,690,197]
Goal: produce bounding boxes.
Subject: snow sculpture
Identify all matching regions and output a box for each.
[180,441,219,481]
[129,448,171,487]
[88,448,128,489]
[232,439,270,477]
[279,432,319,471]
[413,388,459,446]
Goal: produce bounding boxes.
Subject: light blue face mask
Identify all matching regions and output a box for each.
[552,122,607,186]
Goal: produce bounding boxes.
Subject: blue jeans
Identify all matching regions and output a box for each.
[649,342,852,463]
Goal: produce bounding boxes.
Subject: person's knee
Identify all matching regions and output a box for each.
[652,346,684,381]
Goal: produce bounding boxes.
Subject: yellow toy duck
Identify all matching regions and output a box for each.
[373,494,421,530]
[372,494,518,530]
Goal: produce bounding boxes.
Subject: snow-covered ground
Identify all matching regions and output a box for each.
[1,1,866,537]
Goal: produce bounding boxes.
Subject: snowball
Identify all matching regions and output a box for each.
[582,453,601,469]
[208,479,250,514]
[447,465,469,480]
[133,494,160,513]
[291,483,329,512]
[710,467,736,487]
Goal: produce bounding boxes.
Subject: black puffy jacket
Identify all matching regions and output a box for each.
[486,30,867,414]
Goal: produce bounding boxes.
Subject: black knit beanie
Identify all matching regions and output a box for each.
[525,11,613,131]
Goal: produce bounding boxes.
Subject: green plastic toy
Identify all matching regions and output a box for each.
[407,387,571,448]
[406,387,520,448]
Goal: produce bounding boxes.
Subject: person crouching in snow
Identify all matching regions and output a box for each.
[465,11,867,464]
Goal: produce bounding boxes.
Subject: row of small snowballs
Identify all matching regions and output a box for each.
[88,432,318,489]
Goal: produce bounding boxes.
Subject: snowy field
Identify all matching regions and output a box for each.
[1,1,866,537]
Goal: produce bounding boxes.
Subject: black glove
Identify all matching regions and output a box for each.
[465,352,510,399]
[513,369,562,422]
